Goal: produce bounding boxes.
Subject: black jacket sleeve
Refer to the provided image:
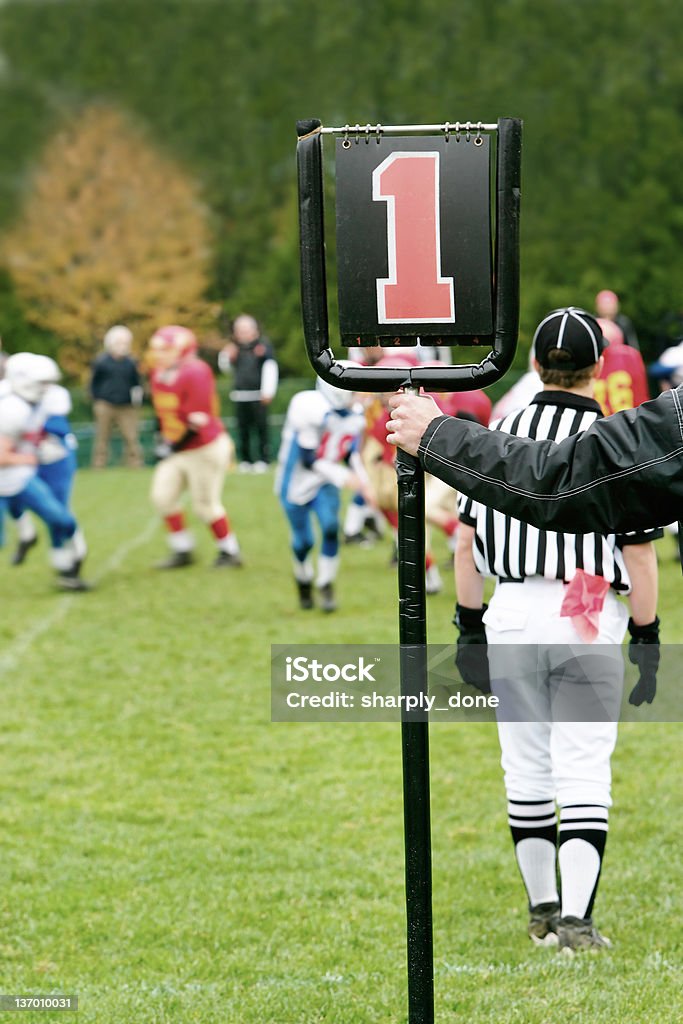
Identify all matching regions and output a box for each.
[418,387,683,534]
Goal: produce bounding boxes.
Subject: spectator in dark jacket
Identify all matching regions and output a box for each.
[218,314,278,473]
[90,325,144,468]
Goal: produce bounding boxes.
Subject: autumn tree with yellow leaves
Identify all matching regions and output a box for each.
[3,105,215,377]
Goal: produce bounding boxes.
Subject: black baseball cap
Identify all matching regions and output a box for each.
[532,307,605,370]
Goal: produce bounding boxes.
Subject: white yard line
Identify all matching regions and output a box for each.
[91,515,159,580]
[0,517,158,674]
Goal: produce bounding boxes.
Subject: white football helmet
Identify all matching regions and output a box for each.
[5,352,61,404]
[315,360,357,411]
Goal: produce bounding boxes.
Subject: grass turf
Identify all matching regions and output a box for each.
[0,466,681,1022]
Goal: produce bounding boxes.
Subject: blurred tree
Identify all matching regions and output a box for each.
[3,104,216,377]
[0,0,681,376]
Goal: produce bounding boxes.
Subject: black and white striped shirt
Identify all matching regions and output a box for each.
[457,391,662,592]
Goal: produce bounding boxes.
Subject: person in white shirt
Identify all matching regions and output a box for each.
[276,372,372,612]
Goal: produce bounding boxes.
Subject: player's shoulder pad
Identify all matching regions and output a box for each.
[41,384,72,417]
[0,392,32,433]
[186,356,212,377]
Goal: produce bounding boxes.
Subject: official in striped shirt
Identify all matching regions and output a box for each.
[460,391,643,590]
[454,308,662,953]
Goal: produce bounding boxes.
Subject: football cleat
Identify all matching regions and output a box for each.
[213,551,243,568]
[528,901,560,946]
[11,534,39,566]
[344,531,364,544]
[55,569,91,592]
[364,517,383,540]
[155,550,194,570]
[344,531,373,548]
[558,916,612,954]
[297,580,314,610]
[318,582,337,613]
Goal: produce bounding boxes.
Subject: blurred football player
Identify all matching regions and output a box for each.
[8,377,78,565]
[275,369,372,612]
[594,318,650,415]
[0,353,88,590]
[359,355,458,594]
[147,325,240,569]
[422,369,493,580]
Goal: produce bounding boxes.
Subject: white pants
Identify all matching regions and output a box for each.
[485,578,628,808]
[150,433,233,523]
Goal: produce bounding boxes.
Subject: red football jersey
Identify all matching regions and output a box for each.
[151,358,224,448]
[365,399,396,464]
[594,344,649,416]
[439,389,492,426]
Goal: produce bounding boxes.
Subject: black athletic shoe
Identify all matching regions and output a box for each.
[297,580,314,610]
[558,915,612,954]
[528,901,560,946]
[318,582,337,613]
[344,531,373,549]
[213,551,243,568]
[11,534,38,566]
[155,551,195,570]
[364,518,383,540]
[55,569,91,592]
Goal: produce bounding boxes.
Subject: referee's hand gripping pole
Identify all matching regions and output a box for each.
[386,392,443,457]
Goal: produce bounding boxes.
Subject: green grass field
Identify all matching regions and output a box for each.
[0,467,681,1023]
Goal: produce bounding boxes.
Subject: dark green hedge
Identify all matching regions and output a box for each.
[0,0,681,375]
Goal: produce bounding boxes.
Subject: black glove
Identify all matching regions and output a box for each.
[453,603,491,694]
[170,426,198,453]
[627,616,660,706]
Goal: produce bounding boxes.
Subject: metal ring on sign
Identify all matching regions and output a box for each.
[375,123,382,143]
[474,121,483,146]
[455,121,461,142]
[365,123,372,144]
[342,124,351,149]
[444,121,451,142]
[465,120,471,142]
[354,123,361,144]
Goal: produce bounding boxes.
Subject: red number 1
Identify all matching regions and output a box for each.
[372,152,455,324]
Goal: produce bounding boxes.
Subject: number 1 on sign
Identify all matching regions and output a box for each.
[373,152,455,324]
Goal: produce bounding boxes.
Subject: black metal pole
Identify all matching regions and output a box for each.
[296,116,521,1024]
[396,417,434,1024]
